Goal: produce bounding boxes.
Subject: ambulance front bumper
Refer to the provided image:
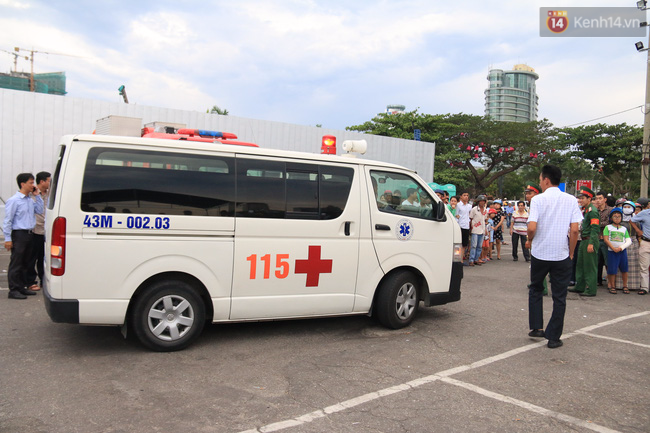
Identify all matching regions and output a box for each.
[428,261,462,306]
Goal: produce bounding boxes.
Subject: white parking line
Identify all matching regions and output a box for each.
[238,311,649,433]
[577,330,650,349]
[440,377,621,433]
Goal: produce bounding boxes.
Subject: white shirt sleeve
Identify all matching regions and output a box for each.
[571,201,583,224]
[528,196,539,223]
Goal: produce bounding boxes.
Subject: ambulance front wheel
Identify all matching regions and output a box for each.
[130,280,206,352]
[375,271,420,329]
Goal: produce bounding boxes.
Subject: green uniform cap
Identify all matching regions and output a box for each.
[524,182,540,194]
[577,186,595,198]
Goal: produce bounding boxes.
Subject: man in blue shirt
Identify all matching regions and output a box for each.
[631,197,650,295]
[3,173,44,299]
[504,201,515,229]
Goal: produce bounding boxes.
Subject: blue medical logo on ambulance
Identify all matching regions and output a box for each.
[396,219,414,241]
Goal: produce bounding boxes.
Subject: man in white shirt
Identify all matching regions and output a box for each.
[526,165,582,349]
[401,188,419,207]
[455,192,472,265]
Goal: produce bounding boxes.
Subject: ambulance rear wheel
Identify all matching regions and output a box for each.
[375,271,420,329]
[130,281,205,352]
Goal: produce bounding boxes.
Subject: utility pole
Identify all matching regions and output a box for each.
[642,43,650,198]
[638,2,650,197]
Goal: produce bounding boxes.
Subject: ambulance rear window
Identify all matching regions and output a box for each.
[48,144,66,210]
[81,148,235,216]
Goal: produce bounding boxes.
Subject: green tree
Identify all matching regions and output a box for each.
[347,110,472,188]
[556,123,642,197]
[347,111,561,195]
[207,105,229,115]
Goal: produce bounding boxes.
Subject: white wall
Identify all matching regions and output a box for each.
[0,88,435,205]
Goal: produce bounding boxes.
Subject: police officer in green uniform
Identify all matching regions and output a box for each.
[524,182,548,296]
[570,186,600,296]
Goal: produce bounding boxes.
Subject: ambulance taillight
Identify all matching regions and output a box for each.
[322,135,336,155]
[51,217,66,276]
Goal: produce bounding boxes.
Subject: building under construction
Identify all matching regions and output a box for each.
[0,71,66,95]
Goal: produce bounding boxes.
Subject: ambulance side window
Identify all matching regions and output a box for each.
[286,163,319,219]
[236,159,286,218]
[81,148,235,216]
[319,166,353,220]
[370,170,435,220]
[236,159,353,220]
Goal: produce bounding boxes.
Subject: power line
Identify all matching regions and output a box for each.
[562,105,643,128]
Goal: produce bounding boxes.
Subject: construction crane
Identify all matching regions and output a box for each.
[0,49,29,73]
[11,47,80,92]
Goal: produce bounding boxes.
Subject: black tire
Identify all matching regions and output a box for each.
[375,271,420,329]
[130,280,206,352]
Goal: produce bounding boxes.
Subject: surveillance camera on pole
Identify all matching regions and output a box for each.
[118,85,129,104]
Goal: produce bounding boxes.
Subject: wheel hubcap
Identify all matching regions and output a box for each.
[147,295,195,341]
[395,282,417,319]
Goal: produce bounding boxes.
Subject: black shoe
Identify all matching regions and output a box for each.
[579,292,596,297]
[568,288,584,293]
[513,257,518,261]
[19,288,37,296]
[528,329,545,338]
[8,291,27,300]
[525,258,530,262]
[597,282,603,286]
[568,281,576,286]
[547,339,563,349]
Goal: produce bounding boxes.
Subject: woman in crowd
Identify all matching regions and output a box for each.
[492,199,507,260]
[468,195,488,266]
[510,200,531,262]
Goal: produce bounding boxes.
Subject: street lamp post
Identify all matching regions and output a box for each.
[637,1,650,197]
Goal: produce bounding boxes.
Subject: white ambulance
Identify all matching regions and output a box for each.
[44,133,463,351]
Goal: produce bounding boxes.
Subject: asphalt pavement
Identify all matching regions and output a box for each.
[0,241,648,433]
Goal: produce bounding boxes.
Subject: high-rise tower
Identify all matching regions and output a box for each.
[484,64,538,122]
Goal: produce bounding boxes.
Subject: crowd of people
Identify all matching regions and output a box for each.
[447,190,529,266]
[446,164,649,349]
[446,182,650,297]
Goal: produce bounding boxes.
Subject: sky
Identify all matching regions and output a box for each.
[0,0,647,131]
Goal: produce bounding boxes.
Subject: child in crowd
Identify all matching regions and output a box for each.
[448,196,458,217]
[483,209,497,261]
[604,207,632,294]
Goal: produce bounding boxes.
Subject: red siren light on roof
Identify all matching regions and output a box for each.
[177,129,238,140]
[141,127,258,147]
[322,135,336,154]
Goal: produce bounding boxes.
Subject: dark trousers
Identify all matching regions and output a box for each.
[7,230,34,293]
[511,233,530,260]
[597,239,608,283]
[529,255,571,341]
[25,233,45,286]
[571,240,581,283]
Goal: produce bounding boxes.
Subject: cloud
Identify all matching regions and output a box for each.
[0,0,646,130]
[0,0,30,9]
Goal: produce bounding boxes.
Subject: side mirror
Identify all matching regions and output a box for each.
[434,201,447,221]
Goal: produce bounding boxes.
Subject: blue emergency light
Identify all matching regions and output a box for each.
[197,129,224,138]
